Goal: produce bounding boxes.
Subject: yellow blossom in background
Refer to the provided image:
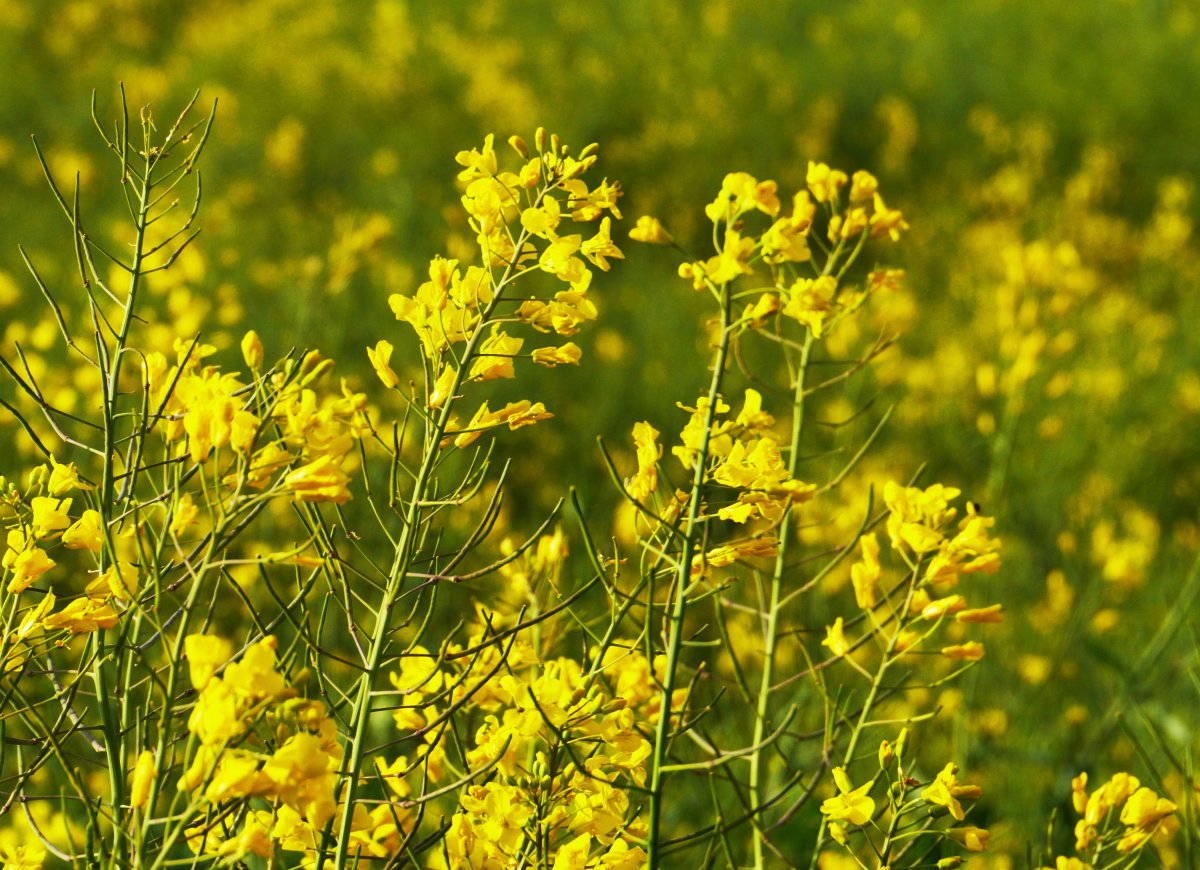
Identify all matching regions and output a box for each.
[821,617,851,657]
[629,215,672,244]
[948,826,989,852]
[942,642,985,662]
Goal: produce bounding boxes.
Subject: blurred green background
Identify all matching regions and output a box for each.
[3,0,1200,863]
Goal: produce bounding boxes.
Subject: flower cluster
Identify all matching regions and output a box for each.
[378,622,656,868]
[378,129,621,450]
[626,388,817,572]
[148,337,367,504]
[180,635,410,863]
[673,164,907,342]
[820,733,988,865]
[1066,771,1178,860]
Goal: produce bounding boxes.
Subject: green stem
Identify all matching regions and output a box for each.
[809,563,921,870]
[331,207,544,867]
[95,133,155,867]
[748,329,814,868]
[647,279,733,869]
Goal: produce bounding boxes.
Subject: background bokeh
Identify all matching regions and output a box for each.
[2,0,1200,863]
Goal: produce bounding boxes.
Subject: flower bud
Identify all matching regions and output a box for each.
[130,750,157,809]
[879,740,894,770]
[28,464,48,489]
[535,126,546,153]
[241,330,264,370]
[508,135,529,158]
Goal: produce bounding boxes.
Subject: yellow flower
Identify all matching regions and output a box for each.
[376,756,413,799]
[705,172,780,222]
[807,161,848,203]
[1045,857,1089,870]
[4,531,55,594]
[849,170,879,203]
[923,763,972,820]
[820,767,875,826]
[1070,772,1089,814]
[428,366,458,409]
[597,839,647,869]
[46,456,90,496]
[628,215,672,244]
[921,595,966,620]
[263,732,339,829]
[956,604,1004,624]
[884,482,963,556]
[469,327,524,381]
[30,496,72,539]
[531,342,582,367]
[941,642,985,662]
[581,217,624,271]
[539,234,588,284]
[367,340,400,389]
[1119,786,1176,832]
[169,494,199,538]
[0,841,46,870]
[455,133,497,181]
[870,193,909,241]
[185,633,234,690]
[222,637,290,700]
[626,422,661,503]
[43,598,119,633]
[761,213,812,264]
[701,229,755,285]
[187,682,244,747]
[552,833,593,870]
[283,454,352,504]
[230,410,259,455]
[948,826,989,852]
[850,533,881,609]
[699,536,779,570]
[88,562,138,603]
[520,198,562,239]
[782,275,838,337]
[821,617,851,657]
